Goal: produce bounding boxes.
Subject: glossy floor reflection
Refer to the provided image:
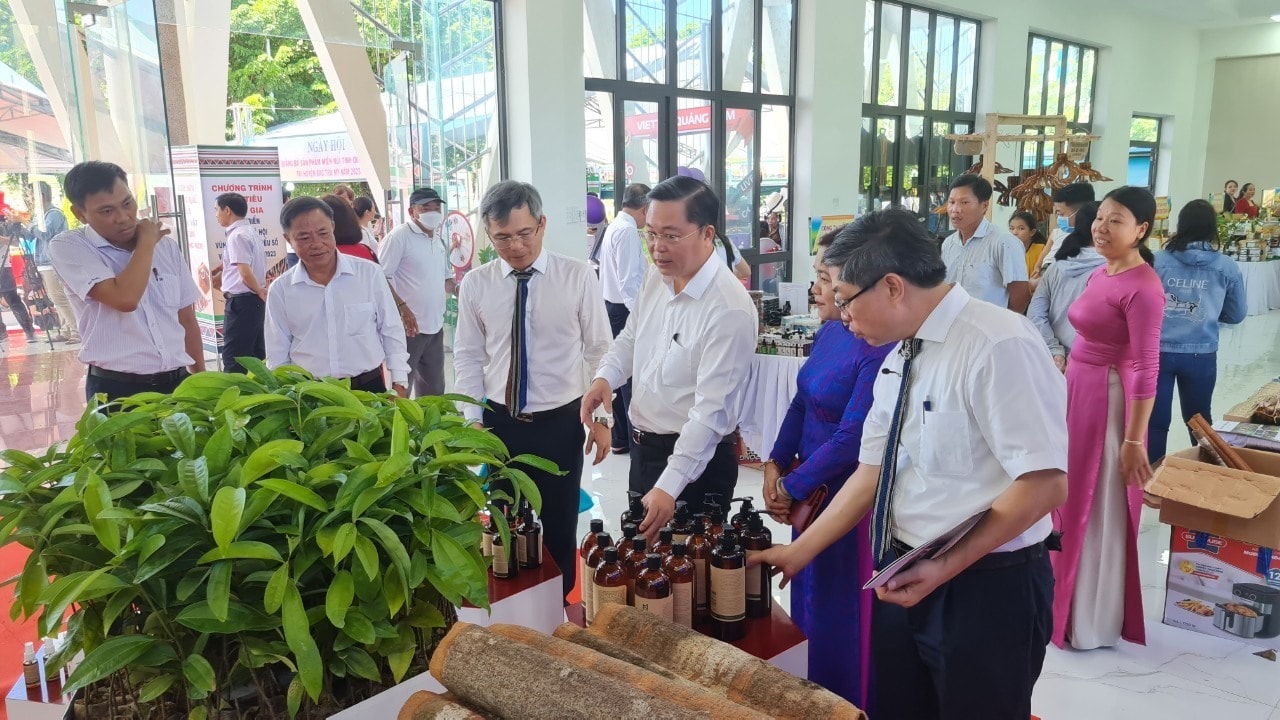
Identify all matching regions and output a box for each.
[2,312,1280,719]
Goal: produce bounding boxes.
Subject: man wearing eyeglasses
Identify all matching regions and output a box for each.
[379,187,455,397]
[453,180,613,601]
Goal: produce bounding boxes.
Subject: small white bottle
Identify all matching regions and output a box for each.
[23,642,38,687]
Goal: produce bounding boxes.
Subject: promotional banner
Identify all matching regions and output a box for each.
[172,146,287,362]
[809,214,856,256]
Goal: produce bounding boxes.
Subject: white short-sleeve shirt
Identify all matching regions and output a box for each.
[220,219,266,295]
[378,220,452,335]
[941,219,1029,307]
[859,285,1068,551]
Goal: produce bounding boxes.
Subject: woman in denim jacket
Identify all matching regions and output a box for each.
[1149,199,1247,462]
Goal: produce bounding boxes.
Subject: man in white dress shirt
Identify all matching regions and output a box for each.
[582,176,757,542]
[379,187,455,397]
[596,183,649,453]
[755,209,1067,719]
[454,180,612,600]
[215,192,267,373]
[940,175,1030,312]
[265,196,409,396]
[50,161,204,401]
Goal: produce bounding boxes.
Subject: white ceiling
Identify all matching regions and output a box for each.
[1112,0,1280,27]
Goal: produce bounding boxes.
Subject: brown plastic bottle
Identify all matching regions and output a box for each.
[591,547,628,623]
[490,510,519,580]
[517,507,542,569]
[741,512,773,618]
[480,512,496,557]
[670,501,694,545]
[654,527,674,561]
[710,531,746,641]
[688,514,713,621]
[663,542,696,628]
[620,491,645,529]
[633,554,673,621]
[584,532,614,624]
[623,537,649,605]
[578,518,605,596]
[704,496,727,544]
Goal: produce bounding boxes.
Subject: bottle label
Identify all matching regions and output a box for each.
[637,594,674,622]
[594,584,628,618]
[492,547,510,576]
[673,533,690,547]
[745,549,765,599]
[517,535,528,566]
[694,558,709,609]
[482,531,494,557]
[710,565,746,622]
[536,538,544,564]
[673,580,693,627]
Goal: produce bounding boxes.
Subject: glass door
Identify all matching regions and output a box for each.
[383,52,416,230]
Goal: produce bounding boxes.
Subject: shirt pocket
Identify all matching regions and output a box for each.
[152,270,184,308]
[660,338,696,388]
[918,410,974,476]
[345,302,376,335]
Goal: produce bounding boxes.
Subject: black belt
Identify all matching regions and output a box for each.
[224,291,261,300]
[488,399,581,424]
[631,428,739,448]
[88,365,189,387]
[347,367,384,386]
[890,538,1046,571]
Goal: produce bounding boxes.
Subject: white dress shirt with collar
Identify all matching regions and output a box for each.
[264,253,410,384]
[594,252,757,499]
[49,226,200,374]
[858,285,1068,552]
[940,218,1029,307]
[221,218,265,295]
[378,218,452,335]
[453,248,612,425]
[598,212,647,311]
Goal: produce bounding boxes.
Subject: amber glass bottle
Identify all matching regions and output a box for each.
[654,528,674,561]
[623,537,649,604]
[579,519,605,590]
[584,532,614,624]
[620,491,646,529]
[671,501,694,545]
[710,531,746,641]
[591,547,628,623]
[490,509,519,581]
[633,554,673,621]
[688,515,713,621]
[517,507,542,569]
[663,542,696,628]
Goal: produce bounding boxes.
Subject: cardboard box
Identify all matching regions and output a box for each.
[1163,526,1280,650]
[1147,447,1280,549]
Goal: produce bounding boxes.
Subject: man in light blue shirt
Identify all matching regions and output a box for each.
[29,182,79,343]
[940,175,1030,312]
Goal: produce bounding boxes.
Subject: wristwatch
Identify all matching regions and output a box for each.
[592,416,613,429]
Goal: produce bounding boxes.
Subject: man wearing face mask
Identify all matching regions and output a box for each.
[379,188,456,397]
[1033,183,1096,282]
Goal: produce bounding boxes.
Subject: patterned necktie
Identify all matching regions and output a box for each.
[871,337,923,570]
[505,269,534,420]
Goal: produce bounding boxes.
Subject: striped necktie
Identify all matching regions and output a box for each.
[871,337,923,570]
[505,269,535,420]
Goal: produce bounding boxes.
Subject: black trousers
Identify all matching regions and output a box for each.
[484,399,585,600]
[222,293,266,374]
[870,542,1053,720]
[0,288,35,336]
[628,434,739,517]
[349,368,387,393]
[604,301,632,449]
[85,368,189,403]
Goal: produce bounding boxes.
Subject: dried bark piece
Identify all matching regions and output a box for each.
[588,604,865,720]
[429,622,710,719]
[398,691,490,720]
[490,624,766,719]
[552,622,686,682]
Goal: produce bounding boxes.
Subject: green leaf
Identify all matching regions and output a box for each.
[162,412,197,457]
[298,380,364,411]
[207,560,231,622]
[509,453,564,475]
[256,478,328,512]
[264,563,289,614]
[391,409,409,455]
[178,457,210,503]
[394,396,425,428]
[136,534,165,566]
[135,537,199,584]
[0,449,42,471]
[203,425,233,477]
[17,554,46,616]
[101,588,137,635]
[353,485,393,519]
[210,486,246,549]
[383,564,406,616]
[176,568,209,602]
[352,534,379,581]
[228,393,296,414]
[283,584,323,700]
[137,673,177,703]
[183,654,217,693]
[427,452,498,469]
[197,541,284,564]
[359,518,411,597]
[139,497,207,527]
[326,570,354,628]
[287,676,304,718]
[83,472,120,554]
[239,356,280,388]
[189,706,208,720]
[406,601,447,629]
[494,466,543,515]
[376,451,415,487]
[341,608,376,644]
[332,523,357,563]
[240,439,305,485]
[175,600,280,634]
[339,647,380,681]
[82,411,151,446]
[432,529,481,579]
[388,648,414,683]
[64,635,158,695]
[452,477,489,514]
[342,439,376,463]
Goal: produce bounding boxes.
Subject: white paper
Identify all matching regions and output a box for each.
[777,282,810,317]
[863,512,986,590]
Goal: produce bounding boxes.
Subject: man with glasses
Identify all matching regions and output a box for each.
[379,188,455,397]
[941,175,1030,312]
[453,180,613,601]
[753,208,1066,719]
[582,176,757,541]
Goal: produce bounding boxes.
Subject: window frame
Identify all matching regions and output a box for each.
[1021,32,1099,171]
[1128,114,1161,194]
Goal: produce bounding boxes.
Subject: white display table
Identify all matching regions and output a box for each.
[1235,258,1280,316]
[738,353,806,459]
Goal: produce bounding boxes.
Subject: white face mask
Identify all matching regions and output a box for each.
[418,210,444,229]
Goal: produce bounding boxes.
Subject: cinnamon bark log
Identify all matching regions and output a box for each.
[588,604,865,720]
[398,691,490,720]
[489,624,766,719]
[552,622,686,682]
[428,622,710,719]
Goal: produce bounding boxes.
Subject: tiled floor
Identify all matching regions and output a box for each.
[3,312,1280,719]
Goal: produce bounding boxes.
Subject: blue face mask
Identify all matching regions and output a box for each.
[1057,215,1073,234]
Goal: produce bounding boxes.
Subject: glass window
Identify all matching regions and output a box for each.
[1063,45,1080,123]
[584,0,618,79]
[626,0,667,83]
[761,105,790,254]
[1027,37,1045,115]
[760,1,793,95]
[676,0,712,90]
[723,0,756,92]
[678,97,713,180]
[624,100,661,185]
[932,16,954,112]
[1079,48,1097,124]
[955,20,976,113]
[586,91,616,200]
[905,10,930,111]
[1024,34,1100,170]
[876,3,902,106]
[724,107,757,257]
[1046,42,1063,116]
[863,2,876,101]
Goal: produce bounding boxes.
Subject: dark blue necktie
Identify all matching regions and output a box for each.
[871,338,923,570]
[505,269,534,420]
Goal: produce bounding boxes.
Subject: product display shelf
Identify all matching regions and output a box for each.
[5,647,68,720]
[564,601,809,679]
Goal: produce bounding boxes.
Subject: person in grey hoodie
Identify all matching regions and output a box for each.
[1149,199,1247,463]
[1028,201,1105,372]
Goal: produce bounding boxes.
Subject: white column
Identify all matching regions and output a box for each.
[790,0,864,284]
[295,0,390,205]
[174,0,233,144]
[501,0,588,259]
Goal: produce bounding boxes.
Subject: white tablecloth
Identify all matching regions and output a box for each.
[1236,259,1280,317]
[738,353,806,458]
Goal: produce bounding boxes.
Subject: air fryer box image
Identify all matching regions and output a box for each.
[1163,527,1280,649]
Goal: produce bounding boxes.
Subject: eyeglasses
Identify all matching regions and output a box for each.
[833,276,884,310]
[642,227,703,245]
[491,225,540,247]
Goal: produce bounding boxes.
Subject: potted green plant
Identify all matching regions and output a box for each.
[0,359,551,719]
